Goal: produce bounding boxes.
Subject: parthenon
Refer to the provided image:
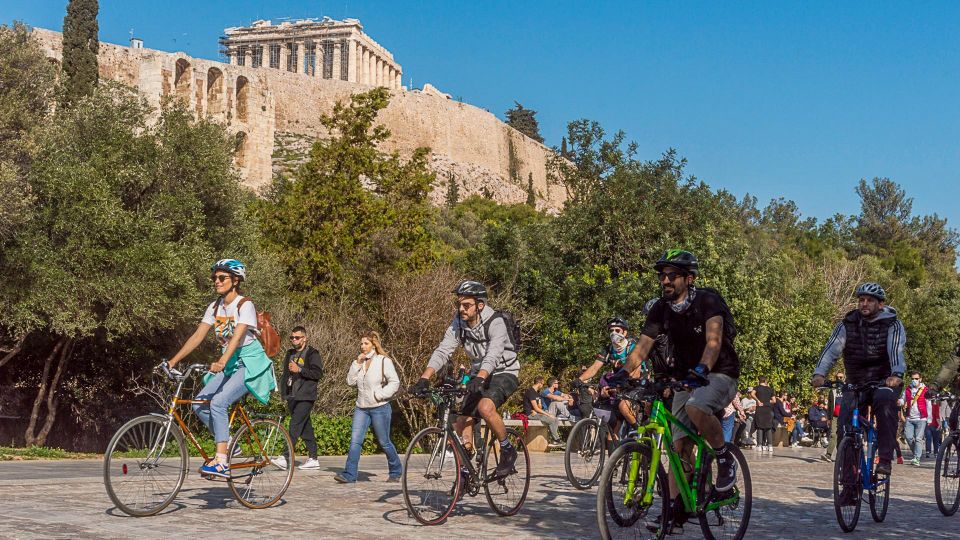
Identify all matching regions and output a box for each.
[219,17,402,89]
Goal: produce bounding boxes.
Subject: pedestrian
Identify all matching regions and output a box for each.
[278,325,324,470]
[722,394,746,444]
[738,389,757,446]
[901,371,932,465]
[925,395,941,458]
[820,370,845,462]
[752,376,775,452]
[336,331,403,483]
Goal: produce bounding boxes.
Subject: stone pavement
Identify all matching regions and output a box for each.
[0,447,955,539]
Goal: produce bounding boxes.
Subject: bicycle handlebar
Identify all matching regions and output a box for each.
[816,380,883,392]
[156,360,209,382]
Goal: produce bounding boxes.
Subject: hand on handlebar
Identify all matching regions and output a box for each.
[410,377,430,396]
[157,360,182,381]
[681,364,710,388]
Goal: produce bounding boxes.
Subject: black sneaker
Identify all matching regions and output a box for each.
[714,455,738,492]
[494,444,518,477]
[875,458,892,476]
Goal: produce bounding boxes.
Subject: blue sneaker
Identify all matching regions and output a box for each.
[200,462,230,478]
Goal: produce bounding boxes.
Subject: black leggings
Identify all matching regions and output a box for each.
[757,428,773,447]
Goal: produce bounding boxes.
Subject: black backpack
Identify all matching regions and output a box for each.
[458,310,522,352]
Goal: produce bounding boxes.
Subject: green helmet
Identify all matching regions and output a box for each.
[654,249,699,276]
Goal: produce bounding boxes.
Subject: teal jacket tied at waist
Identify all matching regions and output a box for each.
[203,339,277,404]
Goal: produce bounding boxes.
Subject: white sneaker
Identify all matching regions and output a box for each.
[801,436,813,443]
[300,457,320,470]
[271,455,288,470]
[790,442,800,448]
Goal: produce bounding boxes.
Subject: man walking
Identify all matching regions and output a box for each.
[902,371,932,465]
[820,371,844,462]
[280,326,324,469]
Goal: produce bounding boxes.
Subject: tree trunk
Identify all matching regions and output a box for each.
[23,337,67,447]
[0,334,26,370]
[35,339,74,446]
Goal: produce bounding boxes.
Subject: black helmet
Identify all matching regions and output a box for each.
[855,282,886,302]
[453,280,488,300]
[642,298,659,316]
[607,316,630,331]
[654,249,699,276]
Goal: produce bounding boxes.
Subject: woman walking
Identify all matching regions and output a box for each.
[336,331,403,483]
[753,376,776,452]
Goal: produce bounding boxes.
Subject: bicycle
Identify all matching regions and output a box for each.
[103,362,294,517]
[596,377,752,540]
[817,380,891,532]
[402,376,531,525]
[566,381,643,490]
[934,391,960,516]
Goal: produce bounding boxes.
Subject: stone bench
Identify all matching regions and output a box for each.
[500,418,576,452]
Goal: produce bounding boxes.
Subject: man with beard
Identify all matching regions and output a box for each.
[624,250,741,534]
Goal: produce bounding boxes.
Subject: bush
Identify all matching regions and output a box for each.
[288,412,410,457]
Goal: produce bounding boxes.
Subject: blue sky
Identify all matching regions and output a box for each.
[5,1,960,229]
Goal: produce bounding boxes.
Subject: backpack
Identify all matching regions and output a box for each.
[458,310,522,352]
[216,296,282,358]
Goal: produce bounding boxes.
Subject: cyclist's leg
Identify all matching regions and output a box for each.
[685,374,738,490]
[193,371,228,434]
[871,386,898,464]
[207,367,248,455]
[475,374,519,443]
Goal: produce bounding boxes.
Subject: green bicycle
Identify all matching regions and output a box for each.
[596,378,752,540]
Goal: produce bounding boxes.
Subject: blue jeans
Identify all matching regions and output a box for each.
[903,418,927,460]
[193,367,248,443]
[341,404,403,482]
[722,413,736,443]
[926,424,941,455]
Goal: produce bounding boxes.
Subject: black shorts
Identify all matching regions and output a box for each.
[461,373,519,417]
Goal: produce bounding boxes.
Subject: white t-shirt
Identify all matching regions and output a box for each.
[202,296,259,350]
[740,397,757,413]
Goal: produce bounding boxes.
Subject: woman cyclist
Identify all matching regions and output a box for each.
[165,259,277,477]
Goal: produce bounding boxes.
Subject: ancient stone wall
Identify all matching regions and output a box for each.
[31,28,565,210]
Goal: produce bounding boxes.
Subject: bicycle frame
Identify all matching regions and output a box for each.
[844,397,885,492]
[425,392,495,486]
[627,398,736,515]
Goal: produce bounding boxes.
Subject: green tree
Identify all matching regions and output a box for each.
[258,87,436,302]
[61,0,99,107]
[504,101,544,143]
[0,83,248,446]
[526,172,535,207]
[445,172,459,208]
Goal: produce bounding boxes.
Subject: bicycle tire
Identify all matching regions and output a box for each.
[868,438,889,522]
[698,443,752,540]
[483,427,530,516]
[596,440,667,540]
[565,417,606,490]
[833,436,862,532]
[402,426,461,525]
[935,434,960,516]
[103,414,188,517]
[228,417,295,509]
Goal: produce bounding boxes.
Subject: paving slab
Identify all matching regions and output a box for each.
[0,447,954,539]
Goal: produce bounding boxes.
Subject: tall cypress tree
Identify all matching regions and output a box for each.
[61,0,99,106]
[505,101,544,143]
[526,172,536,207]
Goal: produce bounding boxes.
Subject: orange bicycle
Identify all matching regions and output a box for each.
[103,363,294,516]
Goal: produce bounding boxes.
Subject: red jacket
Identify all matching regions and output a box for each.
[903,385,932,421]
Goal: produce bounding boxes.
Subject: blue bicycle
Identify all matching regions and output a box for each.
[819,380,891,532]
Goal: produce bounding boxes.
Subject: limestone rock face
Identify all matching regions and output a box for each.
[31,28,566,211]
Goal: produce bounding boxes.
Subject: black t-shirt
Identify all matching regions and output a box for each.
[523,387,540,416]
[641,289,740,379]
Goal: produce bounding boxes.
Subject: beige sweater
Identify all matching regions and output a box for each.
[346,354,400,408]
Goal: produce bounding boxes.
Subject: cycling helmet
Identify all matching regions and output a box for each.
[607,316,630,331]
[211,258,247,281]
[654,249,699,276]
[642,298,659,316]
[452,280,488,300]
[855,282,886,302]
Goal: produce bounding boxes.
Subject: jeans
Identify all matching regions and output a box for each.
[341,404,403,482]
[530,413,561,442]
[193,367,248,443]
[791,422,806,445]
[903,419,927,460]
[547,400,573,419]
[287,399,318,459]
[926,424,942,455]
[721,413,736,443]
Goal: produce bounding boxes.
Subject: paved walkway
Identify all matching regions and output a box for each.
[0,447,955,539]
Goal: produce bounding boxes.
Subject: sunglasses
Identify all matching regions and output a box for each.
[658,271,684,282]
[290,335,305,341]
[211,274,232,283]
[455,301,477,310]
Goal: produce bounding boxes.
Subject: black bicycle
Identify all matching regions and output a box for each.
[402,378,531,525]
[818,380,891,532]
[934,392,960,516]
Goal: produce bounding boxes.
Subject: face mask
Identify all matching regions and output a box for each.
[610,332,626,347]
[910,379,919,388]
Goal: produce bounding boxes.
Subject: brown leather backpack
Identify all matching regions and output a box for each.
[222,297,282,358]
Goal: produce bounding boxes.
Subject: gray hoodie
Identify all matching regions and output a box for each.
[427,304,520,378]
[814,306,906,379]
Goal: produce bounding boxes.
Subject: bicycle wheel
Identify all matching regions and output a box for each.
[103,414,188,517]
[698,443,752,540]
[483,427,530,516]
[565,417,606,489]
[228,417,295,509]
[868,439,889,522]
[833,437,863,532]
[402,427,461,525]
[935,434,960,516]
[596,440,668,540]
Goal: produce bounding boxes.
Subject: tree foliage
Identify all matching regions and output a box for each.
[504,101,544,143]
[61,0,99,107]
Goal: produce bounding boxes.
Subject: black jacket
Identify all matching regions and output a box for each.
[280,345,324,401]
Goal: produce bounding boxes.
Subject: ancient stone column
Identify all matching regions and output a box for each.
[332,42,341,81]
[228,49,236,65]
[377,57,384,86]
[364,49,372,85]
[242,49,252,68]
[293,41,304,74]
[348,40,358,83]
[395,70,402,89]
[312,42,321,77]
[279,44,289,72]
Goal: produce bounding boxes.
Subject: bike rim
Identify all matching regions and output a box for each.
[567,420,603,489]
[484,429,530,516]
[699,444,752,540]
[228,418,294,509]
[936,437,960,515]
[104,416,186,517]
[402,428,460,525]
[833,438,862,531]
